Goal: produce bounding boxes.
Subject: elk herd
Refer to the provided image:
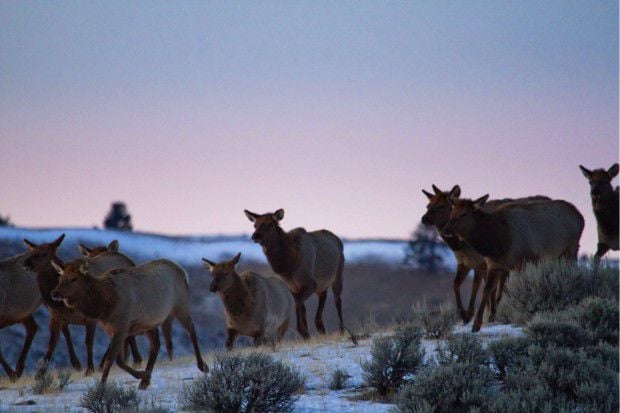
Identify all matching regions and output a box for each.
[0,163,618,388]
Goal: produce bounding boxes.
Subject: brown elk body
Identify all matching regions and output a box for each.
[0,252,41,380]
[203,253,293,349]
[244,209,345,339]
[51,258,207,389]
[579,164,619,260]
[444,196,584,332]
[78,241,172,367]
[421,184,550,323]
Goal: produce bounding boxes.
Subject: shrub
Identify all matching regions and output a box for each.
[568,297,619,345]
[526,317,589,349]
[409,302,458,339]
[496,344,619,412]
[81,382,140,413]
[329,368,351,390]
[581,343,619,371]
[487,336,531,380]
[361,325,425,396]
[498,260,619,325]
[397,363,495,413]
[434,333,487,366]
[178,352,304,413]
[32,367,72,394]
[396,333,495,413]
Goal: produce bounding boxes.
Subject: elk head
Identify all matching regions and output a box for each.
[421,184,461,228]
[22,234,65,272]
[78,240,119,257]
[443,195,489,238]
[50,259,90,308]
[579,164,619,203]
[202,253,241,293]
[243,209,285,246]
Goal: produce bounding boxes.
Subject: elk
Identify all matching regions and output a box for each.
[22,234,99,375]
[421,184,549,323]
[203,253,293,349]
[0,250,41,380]
[244,209,347,340]
[579,163,619,261]
[443,196,584,332]
[50,258,207,389]
[78,240,174,367]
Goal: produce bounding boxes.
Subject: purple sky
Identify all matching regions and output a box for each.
[1,2,618,255]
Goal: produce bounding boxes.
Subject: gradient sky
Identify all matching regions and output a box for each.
[1,1,618,255]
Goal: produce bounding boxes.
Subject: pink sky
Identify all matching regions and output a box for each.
[1,2,618,256]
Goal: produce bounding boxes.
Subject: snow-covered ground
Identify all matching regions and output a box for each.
[0,324,523,412]
[0,227,457,269]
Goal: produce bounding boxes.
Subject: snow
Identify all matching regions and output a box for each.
[0,227,457,269]
[0,323,523,412]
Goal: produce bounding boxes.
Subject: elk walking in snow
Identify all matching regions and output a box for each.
[203,253,293,349]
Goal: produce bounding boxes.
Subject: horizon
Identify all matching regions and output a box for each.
[1,1,618,256]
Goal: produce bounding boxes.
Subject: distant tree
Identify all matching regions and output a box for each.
[0,213,13,227]
[103,202,133,231]
[403,223,446,273]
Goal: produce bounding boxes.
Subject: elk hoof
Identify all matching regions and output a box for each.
[71,361,82,371]
[8,371,19,383]
[198,361,208,373]
[132,360,142,368]
[488,313,496,323]
[138,378,150,390]
[471,322,482,333]
[85,367,95,376]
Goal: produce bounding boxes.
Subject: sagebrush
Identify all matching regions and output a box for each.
[361,325,424,396]
[179,352,304,413]
[81,382,140,413]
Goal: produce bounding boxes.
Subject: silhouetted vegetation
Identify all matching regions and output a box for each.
[103,202,133,231]
[403,224,447,273]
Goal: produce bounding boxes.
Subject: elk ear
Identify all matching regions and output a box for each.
[202,258,216,272]
[51,261,64,275]
[579,165,592,179]
[449,185,461,199]
[473,194,489,209]
[108,240,119,252]
[231,252,241,266]
[273,209,285,222]
[78,244,91,256]
[607,163,619,179]
[244,209,258,222]
[23,239,38,251]
[52,233,65,248]
[422,189,433,200]
[79,260,89,275]
[432,184,441,194]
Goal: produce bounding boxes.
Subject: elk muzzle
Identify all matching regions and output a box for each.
[51,289,63,302]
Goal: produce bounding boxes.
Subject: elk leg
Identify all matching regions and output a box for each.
[225,328,238,350]
[62,325,82,370]
[84,322,96,376]
[465,267,484,323]
[161,316,174,360]
[473,268,501,332]
[15,315,38,378]
[594,243,610,269]
[99,342,110,371]
[176,313,207,372]
[38,319,62,376]
[314,290,327,335]
[277,319,289,342]
[495,271,509,306]
[332,257,346,334]
[294,298,310,340]
[127,336,142,366]
[453,264,471,323]
[0,345,17,381]
[101,331,127,384]
[137,328,160,390]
